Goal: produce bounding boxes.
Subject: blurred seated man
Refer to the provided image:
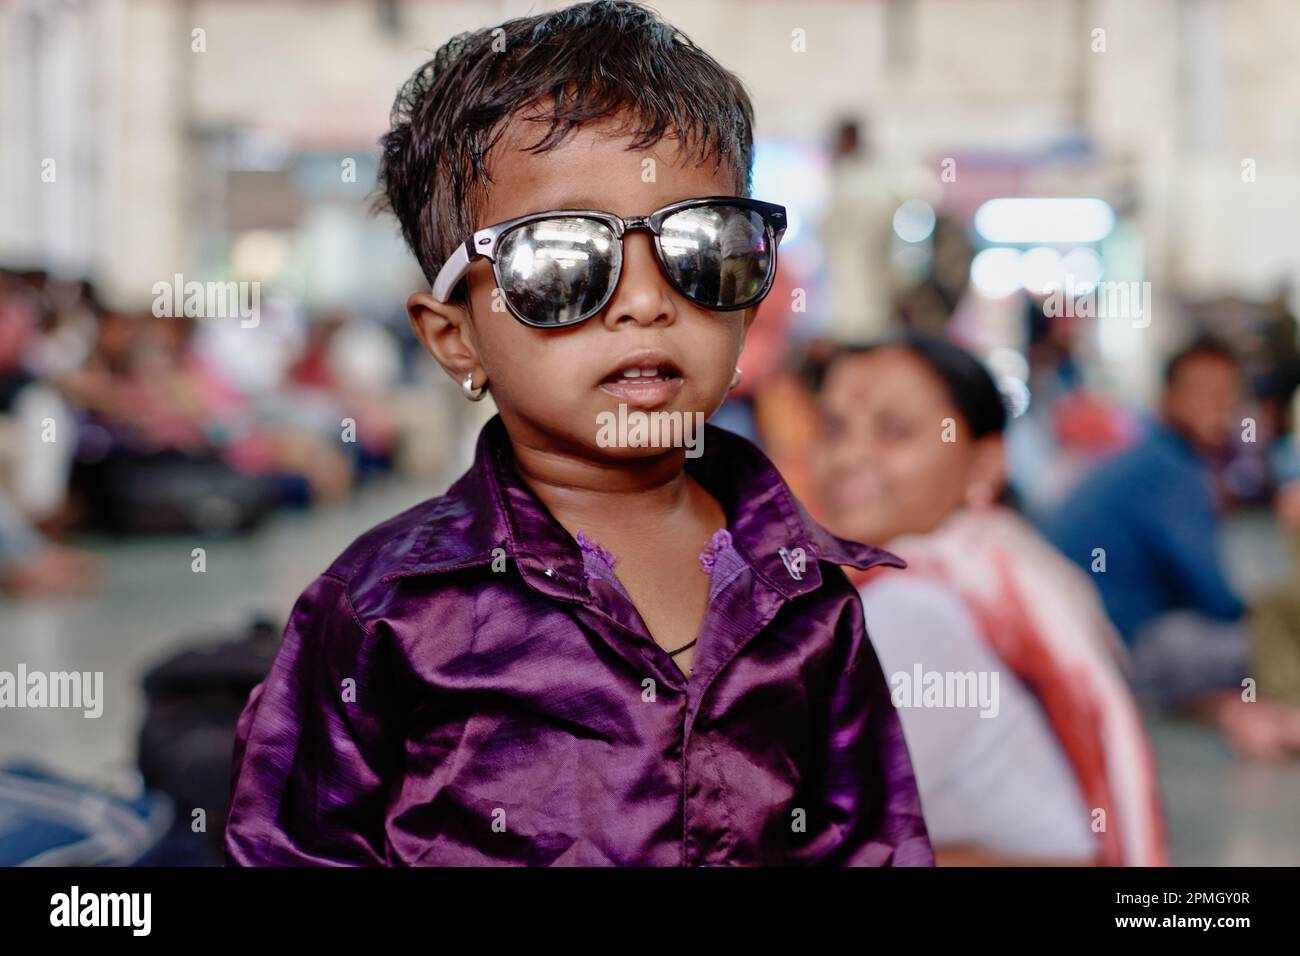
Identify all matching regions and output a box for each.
[1046,336,1300,760]
[812,338,1166,865]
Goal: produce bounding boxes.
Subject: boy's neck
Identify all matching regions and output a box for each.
[506,430,703,537]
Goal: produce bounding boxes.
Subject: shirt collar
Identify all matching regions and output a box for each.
[1150,420,1204,463]
[382,413,903,602]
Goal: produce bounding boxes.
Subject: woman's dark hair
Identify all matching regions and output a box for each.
[375,1,756,300]
[808,336,1010,438]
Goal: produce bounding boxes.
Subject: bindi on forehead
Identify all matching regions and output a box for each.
[827,356,889,400]
[831,355,951,409]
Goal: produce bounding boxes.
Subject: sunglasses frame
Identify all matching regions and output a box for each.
[430,196,788,328]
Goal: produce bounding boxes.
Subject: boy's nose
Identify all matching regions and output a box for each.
[601,231,676,329]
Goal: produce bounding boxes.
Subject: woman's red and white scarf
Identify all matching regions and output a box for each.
[849,506,1168,866]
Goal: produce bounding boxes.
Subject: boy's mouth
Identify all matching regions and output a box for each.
[597,351,685,408]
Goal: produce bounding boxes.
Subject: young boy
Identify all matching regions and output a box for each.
[225,0,932,866]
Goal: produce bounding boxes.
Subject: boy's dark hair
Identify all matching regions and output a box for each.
[375,0,757,303]
[1163,333,1239,385]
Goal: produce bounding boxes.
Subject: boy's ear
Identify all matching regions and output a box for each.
[407,290,483,386]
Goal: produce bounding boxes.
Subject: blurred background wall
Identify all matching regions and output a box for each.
[5,0,1300,384]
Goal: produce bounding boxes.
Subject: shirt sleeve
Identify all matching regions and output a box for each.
[225,572,399,866]
[787,582,935,866]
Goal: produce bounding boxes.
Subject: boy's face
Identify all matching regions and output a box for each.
[407,111,756,461]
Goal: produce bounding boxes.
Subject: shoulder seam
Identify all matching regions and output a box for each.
[321,569,377,640]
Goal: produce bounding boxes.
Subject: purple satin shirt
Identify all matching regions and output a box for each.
[225,414,933,866]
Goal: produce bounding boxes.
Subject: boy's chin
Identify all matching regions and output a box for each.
[584,402,712,461]
[502,399,716,460]
[587,442,692,463]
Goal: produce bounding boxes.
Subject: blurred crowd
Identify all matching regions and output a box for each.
[715,121,1300,865]
[0,267,412,597]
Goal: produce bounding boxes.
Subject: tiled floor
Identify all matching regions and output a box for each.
[2,474,1298,865]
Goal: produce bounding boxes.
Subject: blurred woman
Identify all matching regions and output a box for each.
[811,338,1167,866]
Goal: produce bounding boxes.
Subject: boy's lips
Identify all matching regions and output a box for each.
[597,349,685,408]
[598,377,685,408]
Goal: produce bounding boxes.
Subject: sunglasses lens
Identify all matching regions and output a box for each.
[659,204,773,309]
[495,217,617,326]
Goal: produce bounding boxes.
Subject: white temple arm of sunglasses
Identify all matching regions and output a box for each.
[431,242,474,302]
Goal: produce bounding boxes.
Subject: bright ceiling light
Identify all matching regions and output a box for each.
[973,198,1115,244]
[892,199,937,243]
[1019,246,1065,294]
[970,248,1023,298]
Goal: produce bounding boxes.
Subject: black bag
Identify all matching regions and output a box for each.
[135,615,281,865]
[73,445,278,535]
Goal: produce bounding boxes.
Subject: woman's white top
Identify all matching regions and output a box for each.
[861,573,1099,860]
